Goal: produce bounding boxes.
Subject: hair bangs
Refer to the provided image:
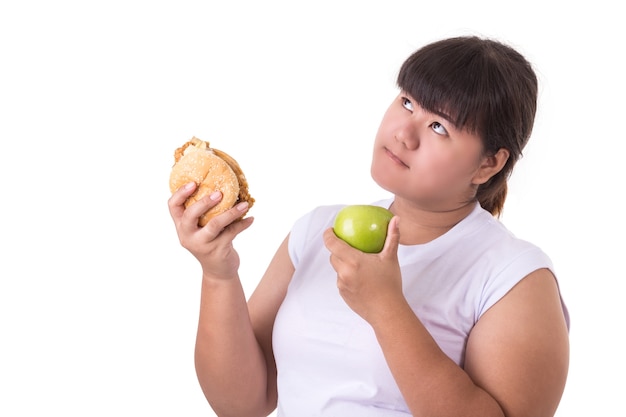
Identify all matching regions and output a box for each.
[396,41,490,136]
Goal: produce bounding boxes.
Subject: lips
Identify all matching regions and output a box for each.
[385,147,409,168]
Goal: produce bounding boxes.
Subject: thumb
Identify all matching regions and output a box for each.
[381,216,400,255]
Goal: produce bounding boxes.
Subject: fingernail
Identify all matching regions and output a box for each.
[236,201,249,211]
[184,182,195,190]
[210,191,222,201]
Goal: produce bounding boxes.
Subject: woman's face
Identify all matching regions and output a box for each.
[371,92,488,211]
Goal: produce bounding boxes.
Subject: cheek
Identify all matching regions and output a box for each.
[370,149,392,187]
[416,149,478,189]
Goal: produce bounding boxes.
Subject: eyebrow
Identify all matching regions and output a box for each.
[424,105,458,130]
[431,109,455,125]
[402,91,456,126]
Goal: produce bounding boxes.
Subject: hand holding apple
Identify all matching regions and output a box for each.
[333,205,394,253]
[325,205,403,325]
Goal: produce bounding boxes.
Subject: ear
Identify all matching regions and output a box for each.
[472,148,510,185]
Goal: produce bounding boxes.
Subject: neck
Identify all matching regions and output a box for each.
[389,198,477,245]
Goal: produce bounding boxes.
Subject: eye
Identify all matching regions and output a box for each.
[401,97,414,112]
[431,121,448,135]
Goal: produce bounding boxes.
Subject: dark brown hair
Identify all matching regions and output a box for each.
[397,36,538,216]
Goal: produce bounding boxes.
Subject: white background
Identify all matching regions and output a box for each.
[1,1,624,415]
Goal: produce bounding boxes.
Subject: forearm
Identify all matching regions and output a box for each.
[373,301,504,417]
[194,276,271,417]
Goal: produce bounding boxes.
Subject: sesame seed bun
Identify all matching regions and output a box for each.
[169,137,254,226]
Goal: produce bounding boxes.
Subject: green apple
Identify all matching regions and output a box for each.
[333,205,394,253]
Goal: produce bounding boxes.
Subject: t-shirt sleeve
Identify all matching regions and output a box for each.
[477,245,570,328]
[287,210,314,268]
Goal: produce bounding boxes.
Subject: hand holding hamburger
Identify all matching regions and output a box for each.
[169,137,254,226]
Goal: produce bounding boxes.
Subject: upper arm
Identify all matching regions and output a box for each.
[246,234,295,411]
[464,268,569,417]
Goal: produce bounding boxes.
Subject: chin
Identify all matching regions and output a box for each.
[370,164,398,195]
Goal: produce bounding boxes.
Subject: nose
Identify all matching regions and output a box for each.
[395,119,419,150]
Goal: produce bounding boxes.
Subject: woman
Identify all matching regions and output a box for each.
[168,36,570,417]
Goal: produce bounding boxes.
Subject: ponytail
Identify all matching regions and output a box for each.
[477,177,507,217]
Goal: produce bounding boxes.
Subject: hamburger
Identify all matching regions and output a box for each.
[169,137,254,226]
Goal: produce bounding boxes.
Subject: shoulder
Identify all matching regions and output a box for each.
[452,205,563,321]
[287,198,394,267]
[466,206,553,274]
[287,204,346,268]
[289,199,394,262]
[290,204,346,242]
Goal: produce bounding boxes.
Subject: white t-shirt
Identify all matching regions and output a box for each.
[272,199,569,416]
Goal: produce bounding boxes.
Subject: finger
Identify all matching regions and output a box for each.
[381,216,400,256]
[323,227,349,253]
[200,201,251,239]
[220,216,255,241]
[183,191,223,223]
[168,182,199,222]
